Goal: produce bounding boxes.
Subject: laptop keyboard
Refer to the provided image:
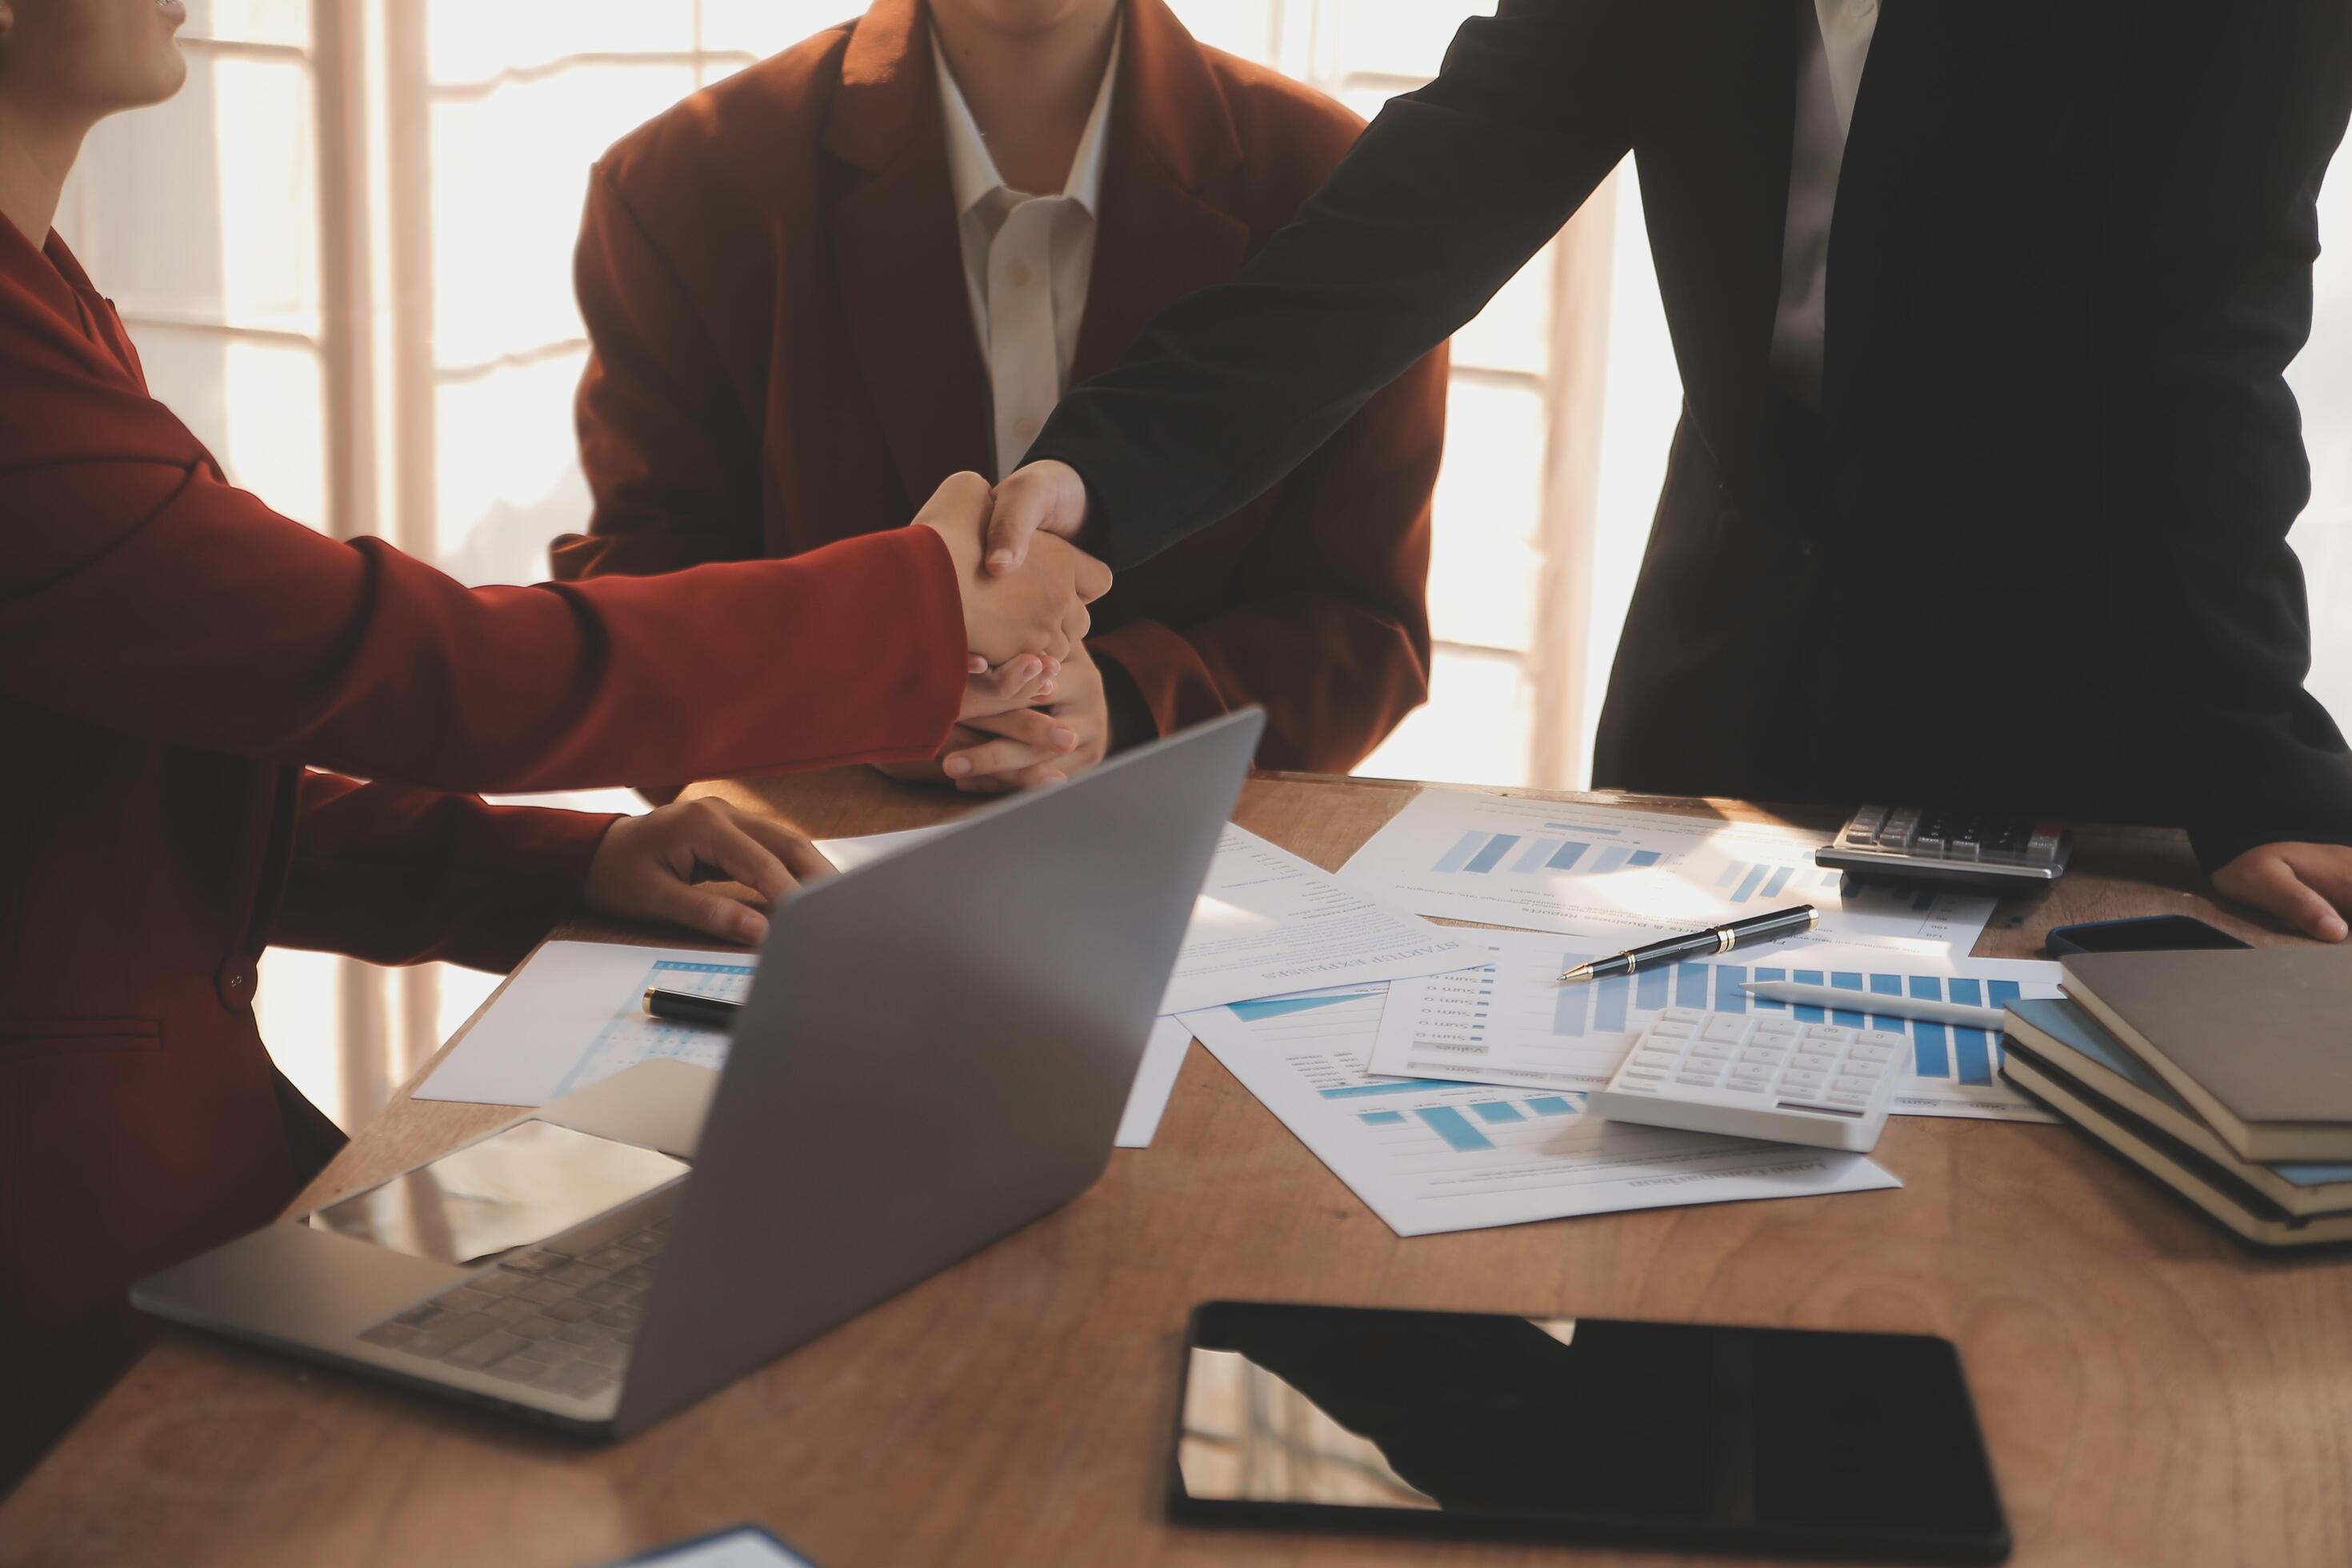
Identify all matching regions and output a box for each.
[358,1216,671,1400]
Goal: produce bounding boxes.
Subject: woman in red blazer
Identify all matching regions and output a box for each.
[0,0,1106,1484]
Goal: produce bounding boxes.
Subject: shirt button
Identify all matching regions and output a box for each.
[1014,416,1040,441]
[216,954,258,1011]
[1006,260,1033,286]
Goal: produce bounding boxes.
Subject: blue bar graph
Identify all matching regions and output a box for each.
[1713,964,1748,1014]
[1952,1029,1994,1086]
[1471,1101,1526,1124]
[1636,967,1670,1010]
[1762,864,1794,898]
[1829,971,1867,1026]
[1553,958,1589,1038]
[1527,1096,1576,1116]
[1677,962,1710,1006]
[1716,862,1742,887]
[1791,969,1827,1022]
[1947,978,1983,1007]
[1434,830,1484,874]
[1511,838,1557,873]
[1592,845,1630,874]
[1417,1105,1494,1152]
[1750,966,1788,1010]
[1732,866,1768,902]
[1594,972,1630,1033]
[1464,834,1519,874]
[1870,973,1908,1030]
[1986,979,2022,1010]
[1361,1110,1406,1126]
[1547,840,1589,870]
[1628,850,1662,867]
[1913,1020,1950,1078]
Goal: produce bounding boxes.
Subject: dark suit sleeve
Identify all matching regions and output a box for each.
[554,161,762,582]
[1085,343,1444,772]
[275,773,618,973]
[2098,1,2352,866]
[1027,0,1635,571]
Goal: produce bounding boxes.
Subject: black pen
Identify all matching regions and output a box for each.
[642,986,742,1028]
[1557,905,1819,983]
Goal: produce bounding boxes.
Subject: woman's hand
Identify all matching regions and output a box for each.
[582,798,835,945]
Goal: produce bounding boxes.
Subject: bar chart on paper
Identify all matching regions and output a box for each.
[1369,931,2062,1122]
[553,958,750,1097]
[1342,793,1994,954]
[1180,986,1898,1236]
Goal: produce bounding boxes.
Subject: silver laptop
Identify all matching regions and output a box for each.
[134,709,1262,1438]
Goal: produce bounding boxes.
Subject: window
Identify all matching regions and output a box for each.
[54,2,2350,1126]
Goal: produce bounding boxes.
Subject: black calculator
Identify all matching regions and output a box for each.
[1814,805,2072,891]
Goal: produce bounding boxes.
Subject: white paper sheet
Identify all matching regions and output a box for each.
[1340,791,1994,956]
[823,821,1471,1014]
[418,941,1197,1146]
[1180,983,1898,1237]
[1367,928,2062,1122]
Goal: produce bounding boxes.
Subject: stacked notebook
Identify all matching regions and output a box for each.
[1999,947,2352,1249]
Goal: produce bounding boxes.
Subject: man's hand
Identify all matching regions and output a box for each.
[2211,842,2352,942]
[943,639,1114,794]
[582,797,834,946]
[984,458,1091,575]
[918,470,1110,662]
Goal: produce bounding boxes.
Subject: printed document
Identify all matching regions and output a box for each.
[1340,791,1993,955]
[1179,983,1898,1237]
[417,941,1198,1146]
[1368,928,2061,1122]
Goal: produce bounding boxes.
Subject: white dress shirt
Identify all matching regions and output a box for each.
[933,26,1120,479]
[1769,0,1881,409]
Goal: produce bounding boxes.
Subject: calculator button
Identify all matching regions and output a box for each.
[1828,1092,1872,1108]
[1832,1076,1879,1094]
[1633,1049,1681,1070]
[1701,1018,1749,1045]
[1804,1026,1855,1044]
[1689,1041,1735,1060]
[1753,1023,1799,1041]
[1782,1070,1826,1090]
[1620,1069,1668,1086]
[1792,1052,1838,1074]
[1839,1060,1886,1079]
[1876,809,1920,849]
[1725,1078,1770,1093]
[1615,1078,1660,1093]
[1858,1030,1909,1049]
[2024,824,2064,864]
[1849,1043,1898,1064]
[1676,1074,1721,1088]
[1652,1020,1696,1039]
[1738,1046,1786,1064]
[1661,1008,1706,1024]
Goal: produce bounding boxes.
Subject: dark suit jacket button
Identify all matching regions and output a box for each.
[216,955,258,1010]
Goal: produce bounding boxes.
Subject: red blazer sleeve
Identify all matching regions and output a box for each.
[275,773,617,973]
[0,310,964,791]
[1086,344,1444,774]
[554,162,762,582]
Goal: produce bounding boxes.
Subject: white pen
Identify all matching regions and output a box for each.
[1738,980,2008,1033]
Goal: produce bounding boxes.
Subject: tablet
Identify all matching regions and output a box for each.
[1171,1301,2009,1562]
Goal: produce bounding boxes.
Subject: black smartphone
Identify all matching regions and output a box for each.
[1172,1301,2010,1563]
[2044,914,2250,958]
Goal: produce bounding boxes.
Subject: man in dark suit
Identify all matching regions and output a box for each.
[988,1,2352,939]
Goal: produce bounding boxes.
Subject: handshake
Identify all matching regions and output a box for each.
[910,465,1107,794]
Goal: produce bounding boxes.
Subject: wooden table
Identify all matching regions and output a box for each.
[4,773,2343,1568]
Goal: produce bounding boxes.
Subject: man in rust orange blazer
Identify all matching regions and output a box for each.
[553,0,1443,789]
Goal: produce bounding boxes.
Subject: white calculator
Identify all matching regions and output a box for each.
[1587,1008,1910,1152]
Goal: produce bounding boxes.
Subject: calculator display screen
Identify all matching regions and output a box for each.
[1175,1301,2007,1558]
